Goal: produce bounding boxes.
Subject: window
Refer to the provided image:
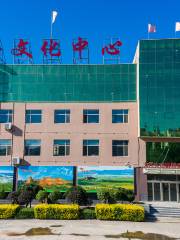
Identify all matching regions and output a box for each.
[26,110,42,123]
[83,109,99,123]
[0,110,13,123]
[25,140,41,156]
[53,140,70,156]
[112,140,128,156]
[112,109,128,123]
[83,140,99,156]
[54,110,70,123]
[0,140,11,156]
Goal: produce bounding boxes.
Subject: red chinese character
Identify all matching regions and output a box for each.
[72,37,88,59]
[11,39,32,58]
[41,39,61,57]
[102,40,122,56]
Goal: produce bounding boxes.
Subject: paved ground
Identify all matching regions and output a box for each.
[0,219,180,240]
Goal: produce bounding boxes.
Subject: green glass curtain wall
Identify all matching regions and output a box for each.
[139,39,180,137]
[0,64,136,102]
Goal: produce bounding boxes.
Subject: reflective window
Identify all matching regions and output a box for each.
[25,140,41,156]
[83,140,99,156]
[112,109,128,123]
[0,139,12,156]
[112,140,128,156]
[139,39,180,137]
[0,110,13,123]
[83,109,99,123]
[54,110,70,123]
[26,110,42,123]
[53,139,70,156]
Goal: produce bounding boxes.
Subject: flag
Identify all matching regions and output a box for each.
[148,24,156,33]
[52,11,58,24]
[175,22,180,32]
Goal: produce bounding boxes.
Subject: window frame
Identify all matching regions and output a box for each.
[25,109,42,124]
[0,139,12,156]
[112,140,128,157]
[83,109,99,124]
[53,139,70,156]
[24,139,41,156]
[0,110,13,123]
[83,139,99,156]
[54,109,70,124]
[112,109,128,123]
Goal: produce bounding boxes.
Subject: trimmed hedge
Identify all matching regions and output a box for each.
[80,208,96,219]
[16,207,34,219]
[34,204,79,220]
[95,204,144,222]
[0,204,20,219]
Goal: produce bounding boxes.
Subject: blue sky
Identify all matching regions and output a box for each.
[0,0,180,64]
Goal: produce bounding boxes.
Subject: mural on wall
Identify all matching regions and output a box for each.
[18,166,73,191]
[78,166,134,192]
[0,166,13,191]
[0,166,134,192]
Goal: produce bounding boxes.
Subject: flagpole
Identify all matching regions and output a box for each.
[50,12,53,39]
[147,24,149,39]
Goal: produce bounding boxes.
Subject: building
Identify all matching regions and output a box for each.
[135,38,180,202]
[0,38,180,202]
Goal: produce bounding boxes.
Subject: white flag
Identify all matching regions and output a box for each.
[175,22,180,32]
[52,11,58,24]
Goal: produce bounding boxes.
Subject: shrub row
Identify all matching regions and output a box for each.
[0,204,19,219]
[0,204,144,221]
[16,207,35,219]
[95,204,145,221]
[34,204,80,220]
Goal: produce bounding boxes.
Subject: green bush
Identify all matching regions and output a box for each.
[95,204,145,222]
[0,204,20,219]
[34,204,79,220]
[48,191,61,203]
[0,190,8,199]
[80,208,96,219]
[115,188,134,202]
[21,182,43,198]
[16,207,34,219]
[64,186,88,205]
[97,188,116,203]
[36,190,49,203]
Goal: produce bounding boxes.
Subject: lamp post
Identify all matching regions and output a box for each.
[73,166,78,187]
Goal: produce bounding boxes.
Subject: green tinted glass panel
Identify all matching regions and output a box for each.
[139,39,180,137]
[147,142,180,163]
[0,64,136,102]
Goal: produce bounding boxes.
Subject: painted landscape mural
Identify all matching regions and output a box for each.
[18,166,73,191]
[78,166,134,192]
[0,167,13,191]
[0,166,134,192]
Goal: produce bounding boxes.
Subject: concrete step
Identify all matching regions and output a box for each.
[148,205,180,218]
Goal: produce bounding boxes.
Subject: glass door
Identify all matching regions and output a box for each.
[154,182,161,201]
[162,183,169,201]
[170,184,177,201]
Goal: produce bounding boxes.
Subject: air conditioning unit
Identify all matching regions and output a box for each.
[12,157,21,166]
[5,123,13,131]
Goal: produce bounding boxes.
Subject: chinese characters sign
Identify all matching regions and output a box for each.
[102,38,122,64]
[72,37,89,64]
[41,39,61,64]
[1,37,123,64]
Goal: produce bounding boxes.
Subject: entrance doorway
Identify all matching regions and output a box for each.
[148,181,179,202]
